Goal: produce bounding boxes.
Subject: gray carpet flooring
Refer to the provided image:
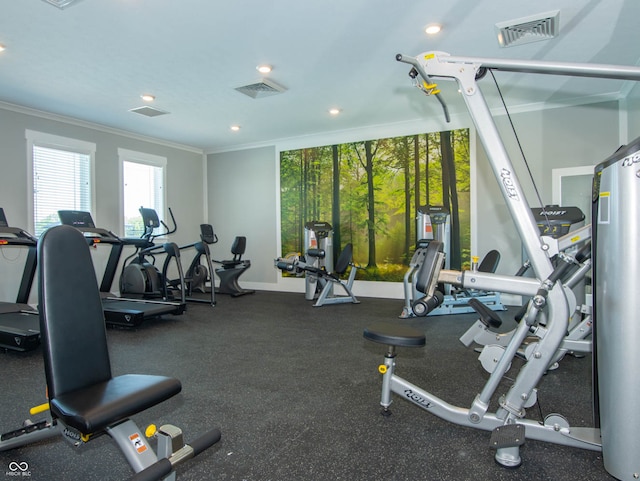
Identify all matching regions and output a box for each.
[0,291,614,480]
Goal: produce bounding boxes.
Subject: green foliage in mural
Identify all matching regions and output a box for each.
[280,129,471,281]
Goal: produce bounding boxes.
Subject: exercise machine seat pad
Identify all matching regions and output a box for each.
[363,322,426,347]
[38,225,182,434]
[50,374,181,434]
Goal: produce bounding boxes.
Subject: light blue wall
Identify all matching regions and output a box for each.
[0,105,206,302]
[0,106,205,243]
[207,100,622,296]
[206,146,279,285]
[0,97,626,302]
[475,100,620,277]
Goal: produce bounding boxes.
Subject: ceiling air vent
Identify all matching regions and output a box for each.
[235,78,287,99]
[129,106,170,117]
[496,10,560,48]
[41,0,83,9]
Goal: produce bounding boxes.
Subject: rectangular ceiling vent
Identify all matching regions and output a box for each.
[235,78,287,99]
[496,10,560,48]
[41,0,84,9]
[129,106,170,117]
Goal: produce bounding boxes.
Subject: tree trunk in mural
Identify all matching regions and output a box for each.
[298,150,305,252]
[424,133,430,206]
[361,140,377,268]
[332,144,341,263]
[413,135,420,238]
[403,136,411,263]
[279,128,470,281]
[440,130,461,270]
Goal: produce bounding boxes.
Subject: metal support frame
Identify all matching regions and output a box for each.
[379,50,640,478]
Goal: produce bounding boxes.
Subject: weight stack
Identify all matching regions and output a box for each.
[593,135,640,481]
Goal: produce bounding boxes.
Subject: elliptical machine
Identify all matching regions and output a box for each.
[120,207,186,304]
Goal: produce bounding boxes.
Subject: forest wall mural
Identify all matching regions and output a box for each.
[280,128,471,282]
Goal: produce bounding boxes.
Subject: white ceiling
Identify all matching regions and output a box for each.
[1,0,639,152]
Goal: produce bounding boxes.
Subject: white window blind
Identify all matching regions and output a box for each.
[120,149,166,238]
[32,145,92,236]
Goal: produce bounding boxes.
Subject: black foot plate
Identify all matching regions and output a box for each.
[490,424,525,449]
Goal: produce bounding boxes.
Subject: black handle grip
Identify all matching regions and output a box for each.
[574,242,591,263]
[412,291,444,317]
[276,260,294,271]
[190,428,222,456]
[130,458,172,481]
[129,428,221,481]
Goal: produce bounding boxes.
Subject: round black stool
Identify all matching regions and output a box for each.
[363,322,426,347]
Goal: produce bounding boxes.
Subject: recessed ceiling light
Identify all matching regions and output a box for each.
[141,94,155,102]
[256,65,272,74]
[0,44,6,52]
[230,125,241,132]
[425,23,442,35]
[329,108,341,116]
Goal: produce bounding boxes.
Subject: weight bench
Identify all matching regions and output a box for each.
[0,225,221,481]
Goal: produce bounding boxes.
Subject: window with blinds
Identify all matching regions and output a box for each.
[29,135,95,236]
[119,149,166,238]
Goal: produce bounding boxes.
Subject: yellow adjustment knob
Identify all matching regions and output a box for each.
[145,424,157,438]
[378,365,388,374]
[81,433,91,443]
[472,256,479,263]
[29,402,50,416]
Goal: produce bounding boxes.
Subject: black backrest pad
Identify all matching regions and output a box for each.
[334,243,353,275]
[478,249,500,274]
[38,225,112,398]
[415,240,444,294]
[231,236,246,255]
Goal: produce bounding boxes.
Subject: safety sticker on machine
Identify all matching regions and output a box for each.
[129,433,148,454]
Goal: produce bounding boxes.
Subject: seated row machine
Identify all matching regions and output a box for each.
[0,225,221,480]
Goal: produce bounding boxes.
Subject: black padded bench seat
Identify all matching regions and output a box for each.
[363,322,426,347]
[50,374,181,434]
[38,225,184,436]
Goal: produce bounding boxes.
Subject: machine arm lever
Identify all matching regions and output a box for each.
[396,53,450,122]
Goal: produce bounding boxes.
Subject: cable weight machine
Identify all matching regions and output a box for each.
[363,51,640,481]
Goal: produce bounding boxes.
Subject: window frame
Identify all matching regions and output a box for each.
[26,130,96,236]
[118,148,168,238]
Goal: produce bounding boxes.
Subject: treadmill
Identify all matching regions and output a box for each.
[0,208,40,351]
[58,210,186,328]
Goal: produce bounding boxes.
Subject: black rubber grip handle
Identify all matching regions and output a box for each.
[190,428,222,456]
[468,298,502,329]
[130,458,172,481]
[306,248,325,258]
[276,260,294,271]
[574,242,591,263]
[129,428,221,481]
[412,290,444,317]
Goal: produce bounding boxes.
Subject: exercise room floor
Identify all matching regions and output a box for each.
[0,291,612,480]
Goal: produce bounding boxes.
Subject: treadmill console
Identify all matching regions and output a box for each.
[58,210,96,228]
